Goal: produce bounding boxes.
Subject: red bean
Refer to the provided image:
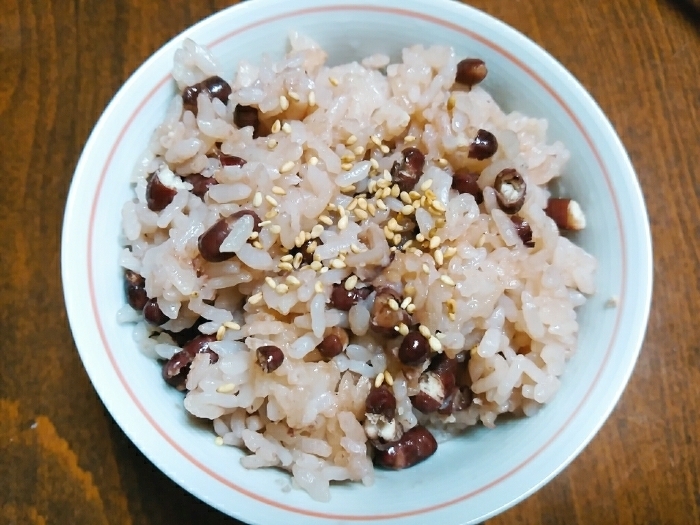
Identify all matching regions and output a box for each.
[329,281,372,311]
[233,105,261,138]
[494,168,526,214]
[544,198,586,231]
[187,173,218,198]
[390,148,425,192]
[455,58,487,87]
[511,216,534,247]
[198,210,262,262]
[374,425,438,469]
[317,327,349,359]
[365,384,397,419]
[398,331,430,366]
[451,170,483,204]
[370,288,411,336]
[468,129,498,160]
[143,298,169,326]
[256,345,284,373]
[124,270,148,311]
[410,354,458,413]
[182,76,232,116]
[437,387,473,415]
[146,172,177,211]
[162,334,219,391]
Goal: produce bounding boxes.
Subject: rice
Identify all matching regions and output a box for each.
[119,33,596,500]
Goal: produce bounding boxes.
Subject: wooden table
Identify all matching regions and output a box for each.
[1,0,698,523]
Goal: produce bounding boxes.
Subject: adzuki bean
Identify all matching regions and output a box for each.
[494,168,526,214]
[143,298,169,326]
[398,331,430,366]
[329,281,372,311]
[374,425,438,469]
[146,172,177,211]
[198,210,262,262]
[510,215,534,247]
[468,129,498,160]
[390,147,426,192]
[451,170,483,204]
[317,327,349,359]
[256,345,284,373]
[124,270,148,311]
[182,76,232,116]
[455,58,487,87]
[370,288,411,336]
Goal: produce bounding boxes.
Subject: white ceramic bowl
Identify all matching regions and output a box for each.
[61,0,653,523]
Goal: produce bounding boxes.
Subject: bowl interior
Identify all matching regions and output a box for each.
[61,1,652,524]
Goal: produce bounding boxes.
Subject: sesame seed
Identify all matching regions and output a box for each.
[370,135,382,147]
[406,303,416,314]
[337,205,346,217]
[398,323,410,336]
[428,336,442,352]
[308,90,316,107]
[384,371,394,386]
[304,231,311,241]
[476,233,486,248]
[309,261,322,271]
[429,236,441,249]
[431,200,446,212]
[275,283,289,294]
[278,262,293,271]
[344,275,358,290]
[401,204,415,215]
[380,144,390,154]
[215,436,224,446]
[224,321,241,330]
[437,158,449,167]
[425,189,437,200]
[248,292,263,305]
[269,225,282,235]
[253,241,263,249]
[409,191,421,200]
[422,263,430,274]
[418,325,431,338]
[347,198,358,211]
[267,139,278,150]
[415,233,425,242]
[346,134,358,146]
[448,312,456,321]
[280,254,293,262]
[445,246,458,258]
[293,252,303,268]
[329,76,340,86]
[248,231,259,240]
[216,383,236,393]
[330,258,347,269]
[383,226,394,240]
[216,325,226,340]
[440,275,456,286]
[318,215,333,226]
[272,185,286,195]
[279,95,290,110]
[287,90,300,101]
[399,191,411,204]
[320,266,329,274]
[306,224,322,239]
[341,153,356,163]
[405,135,416,143]
[447,94,457,111]
[354,209,368,220]
[390,185,400,198]
[420,179,433,191]
[271,120,281,133]
[376,199,387,211]
[265,195,279,207]
[253,192,263,207]
[412,248,424,256]
[338,215,349,230]
[286,275,301,286]
[354,146,365,156]
[392,233,402,245]
[309,156,319,166]
[367,203,377,216]
[340,185,356,193]
[402,240,414,250]
[350,243,362,254]
[386,219,399,232]
[341,162,353,171]
[280,161,294,174]
[265,276,277,289]
[388,298,399,311]
[434,249,444,266]
[374,372,385,388]
[282,122,292,134]
[401,297,412,309]
[314,281,324,294]
[370,158,380,170]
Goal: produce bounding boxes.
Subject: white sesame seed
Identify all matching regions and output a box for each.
[445,246,458,258]
[401,204,415,215]
[354,209,368,220]
[418,325,431,338]
[406,303,416,314]
[429,336,442,352]
[308,261,322,271]
[412,248,424,256]
[340,185,356,193]
[344,275,358,290]
[265,209,278,219]
[420,179,433,191]
[404,135,416,143]
[376,199,387,211]
[374,372,385,388]
[320,266,329,274]
[392,233,401,245]
[280,254,293,262]
[282,122,292,134]
[398,323,409,336]
[330,258,347,269]
[350,243,362,254]
[275,283,289,294]
[309,156,319,166]
[440,275,456,286]
[341,153,356,163]
[447,94,457,110]
[248,292,263,305]
[449,312,456,321]
[384,226,394,240]
[431,200,446,212]
[278,262,293,271]
[347,198,358,211]
[390,185,400,198]
[367,203,377,216]
[308,90,316,107]
[387,218,399,231]
[388,298,399,311]
[380,144,390,154]
[280,161,295,175]
[416,233,425,242]
[287,90,300,101]
[329,76,340,86]
[382,170,392,182]
[248,231,259,240]
[265,195,279,207]
[341,162,353,171]
[314,281,324,294]
[356,198,367,211]
[265,276,277,289]
[354,146,365,156]
[253,241,263,249]
[338,215,349,230]
[429,236,441,249]
[279,95,289,110]
[304,231,311,241]
[422,263,430,274]
[304,225,321,240]
[267,139,278,150]
[434,249,444,266]
[401,297,412,309]
[437,158,449,167]
[318,215,333,226]
[346,134,358,146]
[384,371,394,386]
[398,192,410,205]
[271,120,281,133]
[370,135,382,146]
[268,225,281,235]
[215,436,224,446]
[224,321,241,330]
[286,275,301,286]
[216,325,226,341]
[370,158,380,170]
[402,240,414,250]
[293,252,303,268]
[216,383,236,393]
[252,191,263,207]
[272,185,286,195]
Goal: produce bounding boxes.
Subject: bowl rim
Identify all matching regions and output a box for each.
[61,1,653,523]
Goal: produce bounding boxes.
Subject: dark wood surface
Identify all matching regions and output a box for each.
[1,0,697,523]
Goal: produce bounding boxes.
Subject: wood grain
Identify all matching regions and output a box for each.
[0,0,697,523]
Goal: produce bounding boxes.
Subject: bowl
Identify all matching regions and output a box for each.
[61,0,653,523]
